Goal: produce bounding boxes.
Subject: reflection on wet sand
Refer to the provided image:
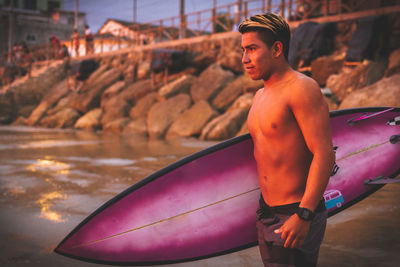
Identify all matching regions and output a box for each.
[37,191,66,223]
[0,126,399,267]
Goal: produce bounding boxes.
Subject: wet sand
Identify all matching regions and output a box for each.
[0,126,399,267]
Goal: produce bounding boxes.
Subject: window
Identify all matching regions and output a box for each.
[23,0,37,10]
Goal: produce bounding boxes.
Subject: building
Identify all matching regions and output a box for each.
[0,0,86,58]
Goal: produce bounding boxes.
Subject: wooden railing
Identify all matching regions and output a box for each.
[2,0,400,63]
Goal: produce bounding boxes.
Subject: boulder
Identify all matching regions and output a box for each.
[158,74,195,99]
[311,53,345,86]
[324,96,339,111]
[339,74,400,109]
[70,68,122,113]
[101,96,131,126]
[102,117,130,133]
[218,51,244,74]
[85,64,108,85]
[385,48,400,77]
[236,121,249,136]
[227,93,254,112]
[201,108,248,141]
[39,107,80,128]
[212,76,247,112]
[0,92,16,124]
[191,50,218,72]
[166,100,219,139]
[74,108,103,131]
[147,94,192,139]
[118,79,153,104]
[46,93,75,116]
[101,81,126,103]
[326,60,386,102]
[242,75,264,93]
[129,92,158,119]
[25,80,69,126]
[190,63,234,103]
[122,117,148,136]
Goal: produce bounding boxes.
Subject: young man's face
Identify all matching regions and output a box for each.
[241,31,274,81]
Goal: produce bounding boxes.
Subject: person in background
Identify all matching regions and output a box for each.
[239,13,335,266]
[84,25,94,55]
[72,29,80,57]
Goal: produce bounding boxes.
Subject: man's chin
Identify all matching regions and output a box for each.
[248,74,262,81]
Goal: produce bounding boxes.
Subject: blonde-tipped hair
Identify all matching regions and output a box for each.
[238,13,290,60]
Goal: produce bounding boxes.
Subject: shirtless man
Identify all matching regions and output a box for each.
[238,13,335,266]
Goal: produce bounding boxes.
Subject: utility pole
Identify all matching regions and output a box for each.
[133,0,137,23]
[8,0,14,62]
[212,0,216,33]
[179,0,185,39]
[74,0,79,30]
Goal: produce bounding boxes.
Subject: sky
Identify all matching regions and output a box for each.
[63,0,239,32]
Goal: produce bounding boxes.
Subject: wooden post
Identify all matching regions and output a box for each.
[212,7,216,34]
[244,1,248,18]
[288,0,293,20]
[280,0,285,17]
[267,0,271,12]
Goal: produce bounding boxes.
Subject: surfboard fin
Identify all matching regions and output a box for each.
[390,135,400,144]
[348,108,395,125]
[364,176,400,185]
[387,116,400,126]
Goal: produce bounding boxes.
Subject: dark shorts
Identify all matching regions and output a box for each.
[256,196,327,267]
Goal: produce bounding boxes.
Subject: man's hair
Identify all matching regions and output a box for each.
[238,13,291,60]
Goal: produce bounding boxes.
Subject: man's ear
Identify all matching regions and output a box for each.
[272,41,283,58]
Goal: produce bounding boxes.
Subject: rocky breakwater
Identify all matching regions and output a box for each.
[2,16,400,140]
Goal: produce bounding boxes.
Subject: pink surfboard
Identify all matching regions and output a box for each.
[55,107,400,265]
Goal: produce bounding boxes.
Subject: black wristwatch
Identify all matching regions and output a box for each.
[296,207,315,221]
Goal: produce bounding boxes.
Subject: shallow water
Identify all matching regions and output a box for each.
[0,126,399,267]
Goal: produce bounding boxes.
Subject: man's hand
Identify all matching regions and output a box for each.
[274,214,311,248]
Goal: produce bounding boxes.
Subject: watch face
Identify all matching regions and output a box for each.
[303,209,310,218]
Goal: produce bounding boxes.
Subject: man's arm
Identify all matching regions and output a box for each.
[275,76,335,248]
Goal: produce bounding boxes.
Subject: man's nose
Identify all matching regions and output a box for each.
[242,52,250,64]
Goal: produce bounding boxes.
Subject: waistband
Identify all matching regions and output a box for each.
[259,195,326,216]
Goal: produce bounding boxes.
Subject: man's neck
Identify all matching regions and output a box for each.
[263,61,292,89]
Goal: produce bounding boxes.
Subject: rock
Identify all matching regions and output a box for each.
[129,92,158,119]
[324,96,339,111]
[101,96,131,127]
[191,50,218,72]
[74,108,103,131]
[326,60,386,102]
[242,75,264,93]
[102,117,130,133]
[158,74,195,99]
[201,108,248,141]
[70,68,122,113]
[339,74,400,109]
[0,91,16,124]
[25,80,69,126]
[147,94,192,139]
[311,53,345,86]
[218,51,244,74]
[385,48,400,77]
[122,117,148,136]
[46,93,75,116]
[118,79,153,104]
[236,121,249,136]
[190,63,234,103]
[212,76,247,112]
[227,93,254,112]
[166,100,218,139]
[85,64,108,85]
[101,81,126,102]
[39,107,80,128]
